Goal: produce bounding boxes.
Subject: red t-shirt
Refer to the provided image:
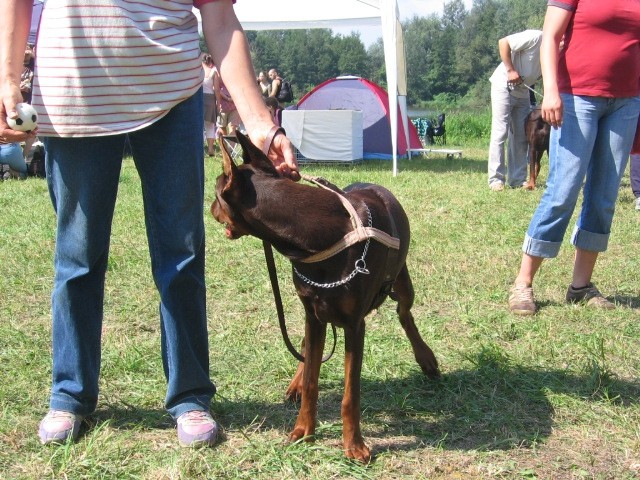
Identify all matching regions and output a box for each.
[549,0,640,97]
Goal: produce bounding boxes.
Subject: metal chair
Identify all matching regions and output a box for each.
[425,113,446,146]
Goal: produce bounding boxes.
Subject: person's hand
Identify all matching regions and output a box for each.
[0,84,37,142]
[506,70,523,90]
[268,130,300,181]
[541,92,563,128]
[19,79,31,92]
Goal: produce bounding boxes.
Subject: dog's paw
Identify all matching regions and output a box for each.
[416,349,441,379]
[284,384,302,403]
[344,441,372,464]
[288,426,314,443]
[284,367,303,402]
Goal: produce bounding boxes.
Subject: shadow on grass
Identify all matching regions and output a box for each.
[611,294,640,309]
[85,353,640,456]
[211,359,640,455]
[89,405,173,431]
[360,364,640,454]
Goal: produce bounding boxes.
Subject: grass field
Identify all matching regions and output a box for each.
[0,145,639,479]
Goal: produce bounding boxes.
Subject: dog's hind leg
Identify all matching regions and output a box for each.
[393,264,440,378]
[527,149,537,190]
[342,320,371,463]
[288,316,326,444]
[534,151,542,182]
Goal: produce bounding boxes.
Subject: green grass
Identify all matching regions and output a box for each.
[1,147,639,479]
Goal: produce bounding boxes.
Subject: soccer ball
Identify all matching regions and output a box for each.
[6,103,38,132]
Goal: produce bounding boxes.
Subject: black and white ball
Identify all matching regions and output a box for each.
[7,103,38,132]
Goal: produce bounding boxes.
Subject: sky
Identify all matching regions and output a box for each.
[332,0,474,47]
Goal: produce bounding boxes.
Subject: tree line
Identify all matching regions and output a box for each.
[240,0,547,108]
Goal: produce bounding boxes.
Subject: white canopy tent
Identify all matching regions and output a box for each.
[196,0,409,175]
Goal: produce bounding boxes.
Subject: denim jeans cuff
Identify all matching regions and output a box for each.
[168,394,214,420]
[522,234,561,258]
[570,226,609,252]
[50,394,96,416]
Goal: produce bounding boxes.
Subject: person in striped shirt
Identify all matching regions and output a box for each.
[0,0,299,448]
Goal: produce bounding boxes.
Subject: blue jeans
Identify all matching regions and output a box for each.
[43,90,215,419]
[523,94,640,257]
[0,142,27,177]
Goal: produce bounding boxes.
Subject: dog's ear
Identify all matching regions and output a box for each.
[234,131,279,175]
[220,136,238,193]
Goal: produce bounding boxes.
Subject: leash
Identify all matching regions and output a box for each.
[263,240,337,363]
[523,83,544,99]
[259,126,336,363]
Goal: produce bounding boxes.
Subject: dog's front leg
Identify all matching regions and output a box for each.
[342,320,371,463]
[289,317,326,443]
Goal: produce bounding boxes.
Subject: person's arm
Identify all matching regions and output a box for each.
[199,1,299,180]
[540,6,573,129]
[498,36,523,87]
[0,0,37,143]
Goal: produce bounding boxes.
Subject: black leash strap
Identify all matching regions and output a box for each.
[262,240,336,363]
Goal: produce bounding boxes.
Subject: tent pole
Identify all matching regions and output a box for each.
[381,0,399,176]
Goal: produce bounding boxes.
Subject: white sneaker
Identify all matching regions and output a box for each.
[489,182,504,191]
[38,410,84,444]
[635,197,640,211]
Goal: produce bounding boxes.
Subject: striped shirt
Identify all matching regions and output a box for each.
[32,0,218,137]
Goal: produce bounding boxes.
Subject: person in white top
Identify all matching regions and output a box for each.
[201,53,218,156]
[0,0,299,448]
[487,29,543,190]
[257,71,270,98]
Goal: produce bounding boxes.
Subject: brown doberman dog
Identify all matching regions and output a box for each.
[524,107,551,190]
[211,132,439,463]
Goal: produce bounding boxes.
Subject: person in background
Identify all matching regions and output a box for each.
[0,136,30,179]
[508,0,640,315]
[487,29,543,191]
[268,68,283,102]
[20,45,34,104]
[630,117,640,211]
[0,0,299,448]
[265,96,281,127]
[20,44,37,160]
[215,67,241,137]
[201,53,218,157]
[257,71,270,98]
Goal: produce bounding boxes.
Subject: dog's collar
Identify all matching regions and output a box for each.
[297,175,400,264]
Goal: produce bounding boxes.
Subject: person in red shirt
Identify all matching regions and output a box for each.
[509,0,640,315]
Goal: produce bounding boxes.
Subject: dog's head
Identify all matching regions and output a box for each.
[211,131,280,239]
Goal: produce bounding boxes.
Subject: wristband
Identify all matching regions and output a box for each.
[262,125,286,156]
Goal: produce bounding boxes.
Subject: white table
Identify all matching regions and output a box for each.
[281,110,363,162]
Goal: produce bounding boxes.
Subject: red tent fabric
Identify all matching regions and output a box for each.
[297,76,422,159]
